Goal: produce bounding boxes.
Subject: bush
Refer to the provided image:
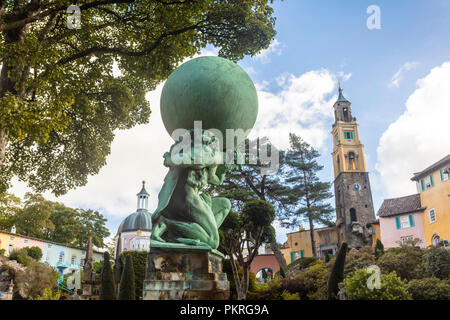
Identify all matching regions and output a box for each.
[377,245,424,280]
[247,279,300,300]
[344,250,375,277]
[407,278,450,300]
[0,248,5,256]
[281,263,328,300]
[29,288,61,300]
[328,242,348,300]
[223,259,257,300]
[100,252,116,300]
[26,247,43,261]
[374,239,384,259]
[9,248,33,266]
[344,268,411,300]
[15,261,60,299]
[117,251,148,300]
[119,254,136,300]
[422,247,450,279]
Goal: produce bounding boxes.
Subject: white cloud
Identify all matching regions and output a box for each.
[390,61,419,88]
[253,39,283,64]
[376,61,450,197]
[250,69,347,151]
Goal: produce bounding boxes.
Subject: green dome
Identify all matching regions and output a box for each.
[160,56,258,142]
[118,209,152,233]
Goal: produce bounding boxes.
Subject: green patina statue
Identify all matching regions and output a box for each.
[150,56,258,250]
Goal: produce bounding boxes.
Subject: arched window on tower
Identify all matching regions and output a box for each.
[343,107,349,121]
[348,152,357,170]
[337,155,340,171]
[350,208,357,222]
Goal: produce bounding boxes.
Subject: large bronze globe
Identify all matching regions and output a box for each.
[160,56,258,142]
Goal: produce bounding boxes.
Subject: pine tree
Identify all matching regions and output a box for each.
[374,239,384,259]
[327,242,348,300]
[280,133,334,257]
[119,255,136,300]
[100,252,116,300]
[324,251,331,263]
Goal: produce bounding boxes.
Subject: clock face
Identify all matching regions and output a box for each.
[353,183,361,191]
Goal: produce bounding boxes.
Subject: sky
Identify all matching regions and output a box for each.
[9,0,450,245]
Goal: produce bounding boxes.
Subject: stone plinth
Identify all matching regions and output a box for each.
[143,244,229,300]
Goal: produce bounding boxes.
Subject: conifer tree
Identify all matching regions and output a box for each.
[327,242,348,300]
[374,239,384,259]
[279,133,334,257]
[119,254,136,300]
[100,252,116,300]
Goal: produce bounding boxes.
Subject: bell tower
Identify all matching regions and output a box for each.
[331,84,375,248]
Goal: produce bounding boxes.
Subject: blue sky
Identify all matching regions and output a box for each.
[10,0,450,245]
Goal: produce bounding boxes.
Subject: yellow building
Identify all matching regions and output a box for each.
[411,154,450,247]
[281,226,339,263]
[0,227,17,255]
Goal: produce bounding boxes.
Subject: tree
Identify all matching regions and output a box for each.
[374,239,384,259]
[116,251,148,300]
[207,137,288,270]
[100,252,116,300]
[119,254,136,300]
[279,133,334,257]
[219,200,275,300]
[73,208,110,248]
[327,242,347,300]
[0,0,277,195]
[14,193,55,239]
[0,192,20,230]
[26,246,43,261]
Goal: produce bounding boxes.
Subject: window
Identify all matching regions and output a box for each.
[440,167,450,182]
[344,131,354,140]
[395,215,414,229]
[8,245,13,254]
[9,236,14,241]
[432,235,441,247]
[421,175,434,191]
[335,135,339,145]
[401,236,413,245]
[59,252,64,262]
[350,208,357,222]
[400,216,410,229]
[429,209,436,223]
[24,239,28,243]
[347,152,357,170]
[71,255,76,265]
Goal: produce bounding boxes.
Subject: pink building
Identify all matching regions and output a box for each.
[16,235,44,251]
[378,194,426,248]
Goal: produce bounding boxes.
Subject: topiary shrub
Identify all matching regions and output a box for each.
[116,251,148,300]
[344,250,375,277]
[374,239,384,259]
[0,248,6,256]
[327,242,347,300]
[344,268,411,300]
[100,252,116,300]
[377,245,424,280]
[422,247,450,279]
[26,247,43,261]
[407,278,450,300]
[119,254,136,300]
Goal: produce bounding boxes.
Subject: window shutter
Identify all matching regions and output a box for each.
[430,174,434,187]
[395,216,401,229]
[300,250,304,258]
[350,131,354,139]
[441,170,444,182]
[421,179,425,191]
[290,251,294,263]
[409,214,414,227]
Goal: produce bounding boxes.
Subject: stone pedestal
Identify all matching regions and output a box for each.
[143,244,229,300]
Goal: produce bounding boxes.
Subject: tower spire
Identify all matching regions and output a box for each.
[137,180,149,210]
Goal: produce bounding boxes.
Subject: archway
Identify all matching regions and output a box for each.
[256,268,274,283]
[350,208,357,222]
